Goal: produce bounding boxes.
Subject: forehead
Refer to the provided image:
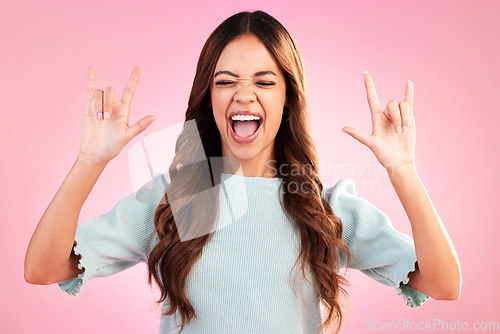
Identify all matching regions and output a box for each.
[215,34,281,75]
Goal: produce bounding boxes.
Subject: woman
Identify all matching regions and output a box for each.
[24,10,461,334]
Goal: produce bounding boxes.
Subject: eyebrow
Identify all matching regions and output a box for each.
[214,70,277,78]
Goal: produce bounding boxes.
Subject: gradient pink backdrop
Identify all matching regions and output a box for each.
[2,0,499,333]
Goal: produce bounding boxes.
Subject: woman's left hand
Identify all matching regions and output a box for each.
[341,72,416,174]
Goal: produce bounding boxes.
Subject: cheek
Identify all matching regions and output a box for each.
[211,91,232,112]
[269,114,283,133]
[260,93,286,126]
[210,92,226,126]
[261,87,286,107]
[211,91,244,135]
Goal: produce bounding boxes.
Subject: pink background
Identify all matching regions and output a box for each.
[2,0,499,333]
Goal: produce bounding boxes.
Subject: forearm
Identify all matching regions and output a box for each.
[388,165,461,300]
[24,154,107,283]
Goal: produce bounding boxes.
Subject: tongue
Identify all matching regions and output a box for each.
[233,120,259,138]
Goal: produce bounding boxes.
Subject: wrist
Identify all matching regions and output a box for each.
[386,163,418,183]
[76,153,108,170]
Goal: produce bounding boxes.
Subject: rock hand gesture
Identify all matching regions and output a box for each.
[79,66,156,165]
[342,71,415,174]
[25,66,157,285]
[341,71,461,300]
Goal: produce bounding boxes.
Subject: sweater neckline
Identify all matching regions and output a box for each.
[221,172,282,184]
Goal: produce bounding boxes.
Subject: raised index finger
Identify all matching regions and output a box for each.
[120,66,141,106]
[364,71,382,115]
[87,66,96,104]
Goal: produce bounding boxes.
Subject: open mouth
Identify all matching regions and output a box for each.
[229,118,263,138]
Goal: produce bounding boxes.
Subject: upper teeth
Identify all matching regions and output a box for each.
[231,115,261,121]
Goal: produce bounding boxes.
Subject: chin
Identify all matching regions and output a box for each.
[226,145,261,162]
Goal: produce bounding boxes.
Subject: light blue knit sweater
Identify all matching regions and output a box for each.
[58,173,429,333]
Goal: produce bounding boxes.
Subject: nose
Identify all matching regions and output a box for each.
[234,82,256,104]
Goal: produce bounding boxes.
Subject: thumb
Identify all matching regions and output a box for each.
[341,126,372,148]
[127,115,157,141]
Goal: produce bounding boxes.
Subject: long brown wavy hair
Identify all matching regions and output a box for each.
[146,10,350,334]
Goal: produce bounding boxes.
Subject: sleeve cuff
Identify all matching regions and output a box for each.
[57,234,96,297]
[395,260,430,308]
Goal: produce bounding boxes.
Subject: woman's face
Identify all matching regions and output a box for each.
[210,33,287,167]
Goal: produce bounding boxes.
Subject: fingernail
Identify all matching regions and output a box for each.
[397,126,402,134]
[104,111,110,120]
[98,112,103,120]
[402,125,407,134]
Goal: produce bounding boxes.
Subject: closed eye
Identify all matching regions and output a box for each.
[215,80,237,86]
[214,80,276,87]
[256,82,275,87]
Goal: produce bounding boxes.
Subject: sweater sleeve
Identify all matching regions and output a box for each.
[57,173,168,296]
[324,178,430,308]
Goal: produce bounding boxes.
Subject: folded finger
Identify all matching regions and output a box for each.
[95,89,103,120]
[103,87,115,120]
[399,101,410,134]
[382,110,392,122]
[385,100,402,134]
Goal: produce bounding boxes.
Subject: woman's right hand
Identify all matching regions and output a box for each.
[79,66,156,165]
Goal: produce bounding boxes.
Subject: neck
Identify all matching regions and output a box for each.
[234,159,277,178]
[221,145,278,178]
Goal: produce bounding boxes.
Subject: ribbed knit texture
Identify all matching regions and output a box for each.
[58,173,429,333]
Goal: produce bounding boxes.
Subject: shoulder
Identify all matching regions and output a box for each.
[321,178,360,214]
[320,178,395,241]
[133,172,169,207]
